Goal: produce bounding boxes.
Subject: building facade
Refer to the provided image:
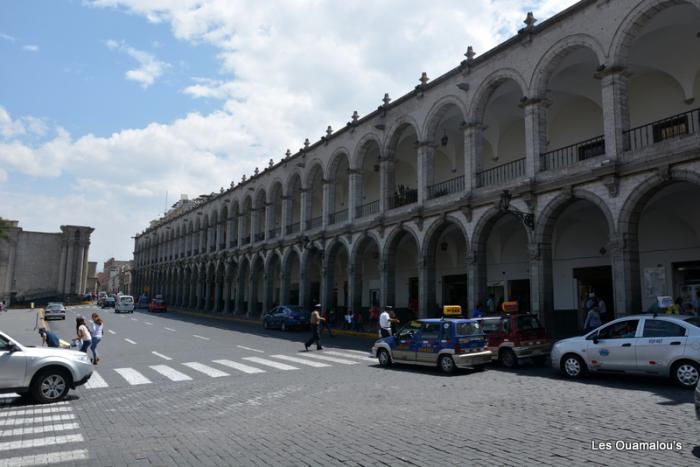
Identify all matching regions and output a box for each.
[100,258,132,295]
[132,0,700,335]
[0,221,94,304]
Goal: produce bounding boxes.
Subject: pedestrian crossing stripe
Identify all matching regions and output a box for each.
[0,414,76,427]
[114,368,152,385]
[0,422,80,437]
[212,359,266,374]
[269,354,331,368]
[0,449,89,467]
[0,433,84,452]
[150,365,192,382]
[297,353,359,365]
[321,350,375,362]
[242,357,298,371]
[0,405,72,418]
[182,362,229,378]
[84,371,109,389]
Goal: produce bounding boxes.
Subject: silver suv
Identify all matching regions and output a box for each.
[0,331,93,403]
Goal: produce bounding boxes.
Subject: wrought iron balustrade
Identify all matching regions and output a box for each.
[355,200,379,218]
[476,158,525,187]
[242,236,250,245]
[306,216,323,230]
[427,175,465,199]
[254,232,265,243]
[328,209,348,225]
[540,135,605,171]
[286,222,300,235]
[389,186,418,209]
[623,108,699,152]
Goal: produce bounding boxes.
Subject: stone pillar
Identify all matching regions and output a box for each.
[281,196,291,236]
[600,68,630,158]
[347,262,359,314]
[247,275,256,317]
[463,123,483,191]
[466,252,486,314]
[80,245,89,294]
[262,273,271,315]
[379,158,395,212]
[237,213,246,245]
[417,258,430,318]
[348,170,362,222]
[299,257,310,310]
[322,181,331,229]
[213,275,221,313]
[379,260,391,309]
[56,243,67,294]
[264,202,273,240]
[63,242,75,294]
[300,189,310,232]
[321,263,332,313]
[528,242,553,328]
[610,234,640,319]
[522,99,548,175]
[417,143,435,204]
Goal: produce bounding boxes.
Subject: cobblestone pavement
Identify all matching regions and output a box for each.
[1,306,698,466]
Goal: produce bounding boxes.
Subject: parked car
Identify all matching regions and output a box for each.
[551,314,700,388]
[97,291,107,306]
[44,302,66,321]
[148,296,167,313]
[371,318,492,374]
[136,294,149,309]
[262,305,309,331]
[475,314,551,367]
[101,297,115,309]
[115,295,135,314]
[0,331,93,403]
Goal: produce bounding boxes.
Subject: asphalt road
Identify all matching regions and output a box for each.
[1,306,699,466]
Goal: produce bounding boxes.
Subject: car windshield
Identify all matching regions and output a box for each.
[517,315,542,331]
[120,297,133,303]
[479,319,501,334]
[683,317,700,328]
[456,322,481,336]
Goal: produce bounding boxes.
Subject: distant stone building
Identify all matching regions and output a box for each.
[101,258,132,295]
[0,221,94,304]
[86,261,98,294]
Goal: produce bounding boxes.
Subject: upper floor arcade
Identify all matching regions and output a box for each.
[133,0,700,267]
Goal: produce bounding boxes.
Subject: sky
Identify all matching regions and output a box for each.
[0,0,578,268]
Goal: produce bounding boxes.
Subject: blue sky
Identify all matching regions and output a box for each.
[0,0,577,268]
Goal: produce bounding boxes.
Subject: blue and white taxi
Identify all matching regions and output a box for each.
[551,314,700,388]
[370,318,492,374]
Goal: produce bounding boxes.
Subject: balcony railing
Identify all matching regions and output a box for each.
[477,158,525,187]
[356,200,380,218]
[187,250,192,256]
[427,175,465,199]
[268,227,281,239]
[254,232,265,243]
[624,108,699,152]
[540,135,605,171]
[286,222,300,235]
[328,209,348,225]
[389,186,418,209]
[194,248,199,255]
[306,216,322,230]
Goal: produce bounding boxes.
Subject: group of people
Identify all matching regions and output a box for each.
[583,292,608,332]
[39,312,104,365]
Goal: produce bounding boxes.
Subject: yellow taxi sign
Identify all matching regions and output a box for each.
[443,305,462,316]
[501,301,519,313]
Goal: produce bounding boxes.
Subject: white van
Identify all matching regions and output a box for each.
[115,295,135,314]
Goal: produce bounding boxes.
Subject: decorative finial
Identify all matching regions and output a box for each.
[351,111,359,123]
[241,174,247,182]
[465,46,476,63]
[304,138,310,149]
[285,149,292,159]
[524,12,537,31]
[268,158,274,168]
[382,93,391,106]
[326,126,332,137]
[220,187,224,193]
[419,72,429,86]
[230,181,235,188]
[254,167,259,176]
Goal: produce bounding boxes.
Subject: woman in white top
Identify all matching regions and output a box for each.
[75,316,92,353]
[89,313,104,365]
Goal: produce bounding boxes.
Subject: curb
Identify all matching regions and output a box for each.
[170,308,378,339]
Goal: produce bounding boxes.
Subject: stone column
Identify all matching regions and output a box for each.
[348,170,362,222]
[463,123,483,191]
[262,273,271,315]
[466,252,486,314]
[417,258,430,319]
[379,260,391,309]
[347,262,359,314]
[379,158,395,212]
[247,275,256,317]
[528,242,553,328]
[56,242,67,294]
[322,180,331,229]
[522,98,548,175]
[264,202,273,240]
[299,257,310,310]
[63,242,75,295]
[300,189,310,232]
[213,274,221,312]
[417,143,435,204]
[80,245,89,294]
[237,213,246,245]
[610,234,640,319]
[600,67,630,158]
[321,262,332,313]
[281,196,291,236]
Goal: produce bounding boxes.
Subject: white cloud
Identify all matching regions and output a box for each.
[0,33,15,42]
[22,44,39,52]
[105,39,170,87]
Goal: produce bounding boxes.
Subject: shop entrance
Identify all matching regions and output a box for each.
[573,265,614,323]
[442,274,468,315]
[508,279,530,313]
[674,261,700,308]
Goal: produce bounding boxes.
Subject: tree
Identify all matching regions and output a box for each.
[0,217,11,240]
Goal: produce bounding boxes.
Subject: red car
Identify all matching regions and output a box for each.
[476,313,551,368]
[148,296,167,313]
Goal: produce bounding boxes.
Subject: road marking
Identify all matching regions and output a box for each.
[152,351,172,361]
[296,353,358,365]
[150,365,192,382]
[0,406,71,418]
[0,449,89,467]
[124,338,137,345]
[182,362,229,378]
[165,327,176,332]
[114,368,152,385]
[107,329,116,335]
[193,335,210,341]
[145,322,153,326]
[334,348,370,355]
[270,354,331,368]
[237,345,264,353]
[212,359,266,374]
[0,433,84,452]
[321,350,375,362]
[130,318,138,321]
[0,422,81,437]
[0,414,76,427]
[84,371,109,389]
[242,357,298,371]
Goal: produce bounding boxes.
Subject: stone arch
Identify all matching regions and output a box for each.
[471,207,533,254]
[303,160,325,188]
[468,68,529,123]
[322,237,351,312]
[327,147,352,179]
[382,225,421,313]
[421,215,471,259]
[350,231,383,259]
[536,189,616,245]
[422,95,468,143]
[530,34,607,98]
[284,170,304,196]
[352,132,383,170]
[609,0,700,66]
[384,116,422,156]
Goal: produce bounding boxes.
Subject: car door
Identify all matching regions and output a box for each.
[268,307,280,327]
[393,324,418,362]
[413,323,443,365]
[586,319,640,372]
[0,334,27,389]
[636,318,688,375]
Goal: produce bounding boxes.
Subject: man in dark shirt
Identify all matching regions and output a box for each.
[38,328,60,348]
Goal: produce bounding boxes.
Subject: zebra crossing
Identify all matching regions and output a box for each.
[0,399,89,466]
[80,349,373,390]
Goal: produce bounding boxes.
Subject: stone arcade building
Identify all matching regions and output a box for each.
[132,0,700,335]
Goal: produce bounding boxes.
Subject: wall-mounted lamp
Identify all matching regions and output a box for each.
[441,130,449,147]
[440,242,448,252]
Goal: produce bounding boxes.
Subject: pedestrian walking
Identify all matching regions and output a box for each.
[583,307,601,333]
[486,294,496,315]
[304,304,325,351]
[344,310,353,330]
[38,327,60,348]
[75,316,92,353]
[0,300,5,312]
[472,303,485,318]
[89,312,104,364]
[379,305,399,338]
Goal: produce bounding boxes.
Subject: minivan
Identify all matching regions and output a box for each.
[115,295,135,314]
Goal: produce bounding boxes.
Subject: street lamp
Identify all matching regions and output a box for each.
[498,190,534,230]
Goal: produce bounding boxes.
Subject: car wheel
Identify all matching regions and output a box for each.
[281,322,287,332]
[560,354,586,379]
[377,349,392,368]
[532,355,548,365]
[438,355,456,374]
[672,360,700,389]
[499,349,518,368]
[31,368,71,404]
